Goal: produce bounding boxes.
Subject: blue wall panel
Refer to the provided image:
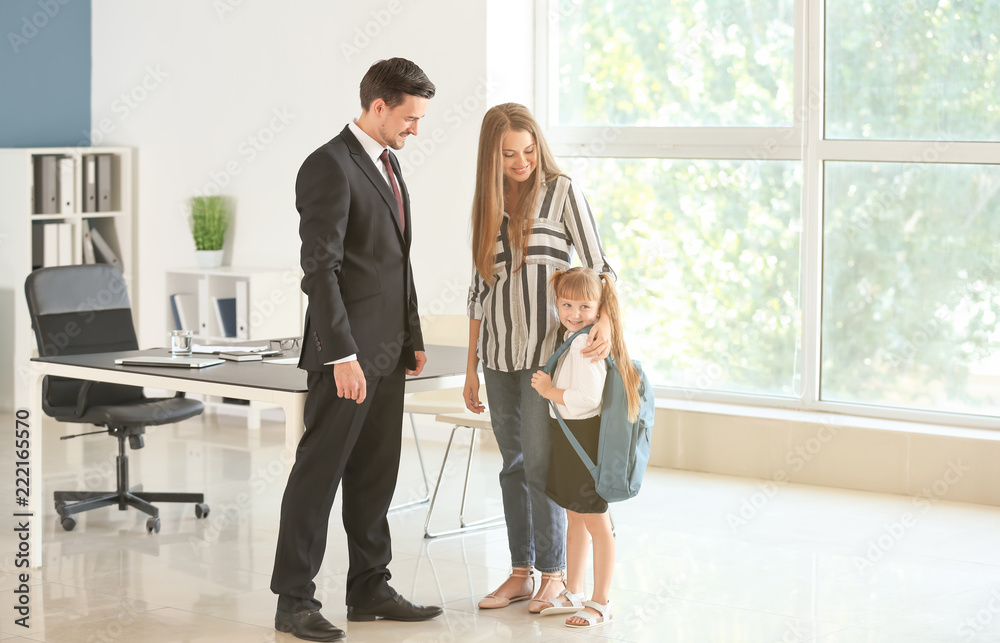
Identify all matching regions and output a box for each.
[0,0,91,147]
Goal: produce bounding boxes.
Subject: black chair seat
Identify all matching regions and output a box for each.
[67,397,204,427]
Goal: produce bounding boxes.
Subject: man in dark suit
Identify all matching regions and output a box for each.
[271,58,440,642]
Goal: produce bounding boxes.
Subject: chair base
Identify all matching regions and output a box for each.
[54,489,208,533]
[53,426,209,533]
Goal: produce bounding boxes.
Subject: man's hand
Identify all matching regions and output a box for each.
[406,350,427,376]
[580,314,612,363]
[334,360,367,404]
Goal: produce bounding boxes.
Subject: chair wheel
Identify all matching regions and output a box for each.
[54,501,66,517]
[60,515,77,531]
[195,503,209,519]
[146,517,160,534]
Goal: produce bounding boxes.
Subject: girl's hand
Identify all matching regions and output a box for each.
[581,314,612,363]
[464,369,485,414]
[531,370,553,398]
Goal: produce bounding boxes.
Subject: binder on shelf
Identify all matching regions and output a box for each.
[82,154,97,212]
[212,296,238,338]
[235,280,249,340]
[33,155,58,214]
[57,222,73,265]
[96,154,112,212]
[89,225,121,268]
[42,223,59,267]
[58,157,75,213]
[31,224,44,269]
[169,293,196,330]
[81,219,96,264]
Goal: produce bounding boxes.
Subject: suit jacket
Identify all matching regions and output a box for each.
[295,125,423,377]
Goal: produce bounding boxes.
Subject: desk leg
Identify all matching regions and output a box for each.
[25,363,45,569]
[278,393,306,465]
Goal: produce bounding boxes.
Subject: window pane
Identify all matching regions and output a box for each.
[822,162,1000,414]
[551,0,796,127]
[826,1,1000,141]
[565,158,802,395]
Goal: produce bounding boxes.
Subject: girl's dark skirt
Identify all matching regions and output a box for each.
[544,414,608,514]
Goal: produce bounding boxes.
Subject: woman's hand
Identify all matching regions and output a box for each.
[530,370,553,398]
[580,314,612,362]
[464,369,485,414]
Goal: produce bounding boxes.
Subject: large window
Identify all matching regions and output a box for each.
[544,0,1000,424]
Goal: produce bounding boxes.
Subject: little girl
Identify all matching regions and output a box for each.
[530,267,642,629]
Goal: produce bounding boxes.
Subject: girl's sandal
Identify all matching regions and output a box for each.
[527,571,567,613]
[538,588,586,616]
[565,600,612,628]
[478,567,534,609]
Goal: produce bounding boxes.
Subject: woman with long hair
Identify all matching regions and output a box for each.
[465,103,615,612]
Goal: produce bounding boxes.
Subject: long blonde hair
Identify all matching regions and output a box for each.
[471,103,563,284]
[552,267,641,422]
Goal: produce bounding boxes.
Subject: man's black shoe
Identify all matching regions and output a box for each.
[346,594,444,622]
[274,608,345,641]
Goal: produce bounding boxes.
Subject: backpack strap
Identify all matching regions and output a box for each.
[542,325,599,475]
[542,326,593,376]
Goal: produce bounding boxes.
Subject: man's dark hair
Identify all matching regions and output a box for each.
[359,58,436,111]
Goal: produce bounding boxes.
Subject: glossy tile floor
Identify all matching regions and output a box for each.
[3,409,1000,642]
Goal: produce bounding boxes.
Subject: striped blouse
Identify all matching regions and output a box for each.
[467,174,613,372]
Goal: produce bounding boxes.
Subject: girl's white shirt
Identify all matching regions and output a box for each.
[549,332,608,420]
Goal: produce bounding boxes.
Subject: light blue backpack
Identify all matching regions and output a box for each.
[542,326,655,503]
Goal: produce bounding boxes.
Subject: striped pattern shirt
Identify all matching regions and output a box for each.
[468,175,613,372]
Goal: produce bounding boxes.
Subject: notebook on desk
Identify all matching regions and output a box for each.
[115,356,225,368]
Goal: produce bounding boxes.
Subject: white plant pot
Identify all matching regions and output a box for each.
[195,249,224,269]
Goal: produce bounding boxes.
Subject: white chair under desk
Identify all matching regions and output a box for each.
[423,410,505,538]
[390,388,469,513]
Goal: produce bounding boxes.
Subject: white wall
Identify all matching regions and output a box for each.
[91,0,502,347]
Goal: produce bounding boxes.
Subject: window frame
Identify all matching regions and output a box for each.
[536,0,1000,429]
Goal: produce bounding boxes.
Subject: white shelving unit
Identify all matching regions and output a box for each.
[0,146,134,411]
[165,266,304,429]
[164,266,302,342]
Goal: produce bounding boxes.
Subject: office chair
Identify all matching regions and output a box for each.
[25,265,209,534]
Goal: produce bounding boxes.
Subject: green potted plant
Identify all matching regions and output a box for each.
[189,195,229,268]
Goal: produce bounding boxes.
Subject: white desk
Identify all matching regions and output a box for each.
[26,344,468,567]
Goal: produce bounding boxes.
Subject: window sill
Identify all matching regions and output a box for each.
[654,396,1000,442]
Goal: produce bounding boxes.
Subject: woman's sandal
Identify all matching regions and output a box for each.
[527,571,567,613]
[565,600,612,628]
[538,588,586,616]
[478,567,534,609]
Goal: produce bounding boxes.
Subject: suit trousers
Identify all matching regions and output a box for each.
[271,360,405,611]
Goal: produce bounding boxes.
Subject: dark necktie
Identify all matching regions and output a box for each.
[379,149,405,232]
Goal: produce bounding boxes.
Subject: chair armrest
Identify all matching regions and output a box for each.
[73,381,96,418]
[172,391,187,399]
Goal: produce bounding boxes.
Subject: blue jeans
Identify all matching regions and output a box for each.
[484,367,567,573]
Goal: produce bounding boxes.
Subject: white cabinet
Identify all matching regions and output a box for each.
[0,146,134,411]
[165,267,303,342]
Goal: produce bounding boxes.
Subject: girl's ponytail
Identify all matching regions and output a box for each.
[599,275,642,422]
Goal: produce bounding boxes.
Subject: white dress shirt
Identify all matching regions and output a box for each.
[325,121,395,366]
[548,332,607,420]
